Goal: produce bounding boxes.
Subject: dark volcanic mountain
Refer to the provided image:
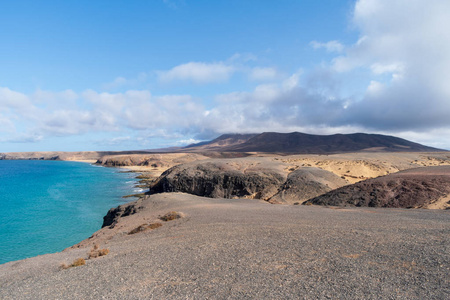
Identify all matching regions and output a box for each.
[183,132,443,154]
[184,134,257,151]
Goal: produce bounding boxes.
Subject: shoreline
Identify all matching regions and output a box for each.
[1,152,449,298]
[1,193,448,299]
[2,152,450,261]
[70,159,98,164]
[0,160,143,266]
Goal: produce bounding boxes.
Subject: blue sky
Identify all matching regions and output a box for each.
[1,0,450,151]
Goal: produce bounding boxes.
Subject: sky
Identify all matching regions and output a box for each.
[1,0,450,152]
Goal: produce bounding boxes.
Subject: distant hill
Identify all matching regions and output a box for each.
[181,132,444,154]
[184,134,257,151]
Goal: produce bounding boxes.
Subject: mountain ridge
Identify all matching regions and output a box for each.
[181,132,444,154]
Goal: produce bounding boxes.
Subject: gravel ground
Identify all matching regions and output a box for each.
[0,193,449,299]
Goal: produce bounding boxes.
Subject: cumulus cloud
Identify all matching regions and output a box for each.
[0,86,205,145]
[187,0,450,147]
[102,77,127,90]
[249,67,279,81]
[199,74,346,135]
[228,52,258,63]
[0,115,15,132]
[2,0,450,150]
[158,62,235,84]
[310,40,344,53]
[332,0,450,131]
[176,138,201,146]
[1,133,43,143]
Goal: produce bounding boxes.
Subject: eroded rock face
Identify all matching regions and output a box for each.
[269,167,348,204]
[102,198,145,228]
[150,159,348,203]
[304,166,450,208]
[151,161,286,200]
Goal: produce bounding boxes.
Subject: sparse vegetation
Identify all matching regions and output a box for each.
[88,244,110,259]
[160,211,182,221]
[148,222,163,229]
[61,258,86,269]
[128,222,163,235]
[61,245,110,270]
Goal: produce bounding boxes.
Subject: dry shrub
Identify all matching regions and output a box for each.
[61,258,86,269]
[128,222,162,235]
[89,244,110,259]
[160,211,182,221]
[147,222,163,229]
[128,224,148,235]
[72,258,86,266]
[98,248,110,256]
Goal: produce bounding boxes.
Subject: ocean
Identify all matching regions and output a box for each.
[0,160,141,265]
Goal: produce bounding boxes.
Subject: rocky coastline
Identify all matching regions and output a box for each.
[0,151,449,299]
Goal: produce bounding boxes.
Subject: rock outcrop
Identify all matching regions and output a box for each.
[151,160,286,200]
[102,198,145,228]
[269,167,348,204]
[96,153,209,168]
[151,159,348,203]
[304,166,450,208]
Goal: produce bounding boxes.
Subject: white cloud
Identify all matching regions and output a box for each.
[370,63,403,75]
[249,67,278,81]
[282,70,302,91]
[310,40,344,53]
[0,86,205,144]
[333,0,450,131]
[102,77,127,90]
[158,62,235,84]
[0,87,32,110]
[176,138,201,146]
[0,115,15,132]
[366,80,383,94]
[2,0,450,150]
[1,133,43,143]
[228,52,258,63]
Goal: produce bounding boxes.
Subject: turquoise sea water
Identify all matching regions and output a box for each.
[0,160,141,265]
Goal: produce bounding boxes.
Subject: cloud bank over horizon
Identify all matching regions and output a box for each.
[1,0,450,151]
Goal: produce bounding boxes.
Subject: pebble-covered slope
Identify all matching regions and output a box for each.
[0,193,448,299]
